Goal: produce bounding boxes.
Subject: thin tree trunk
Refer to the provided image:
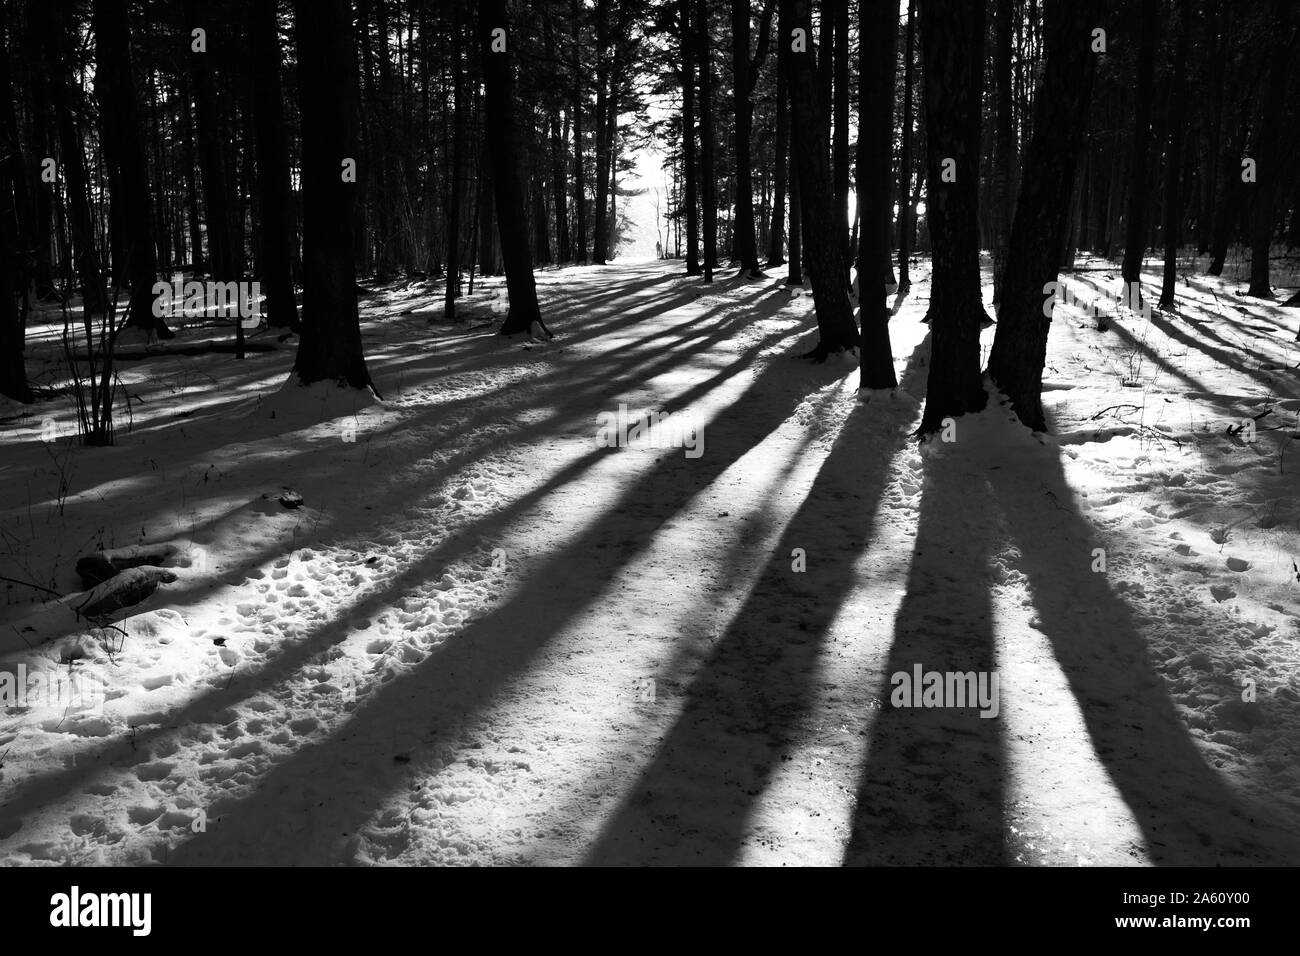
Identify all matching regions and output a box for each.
[858,0,898,389]
[1120,0,1158,297]
[697,0,717,279]
[767,37,789,267]
[1159,0,1191,309]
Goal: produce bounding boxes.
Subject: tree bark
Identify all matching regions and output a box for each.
[479,0,548,337]
[1159,0,1191,310]
[1246,0,1297,297]
[681,0,701,274]
[780,0,858,357]
[917,0,989,434]
[732,0,760,274]
[292,0,375,390]
[766,37,789,267]
[858,0,898,389]
[697,0,717,279]
[1120,0,1158,297]
[250,0,300,332]
[988,0,1101,432]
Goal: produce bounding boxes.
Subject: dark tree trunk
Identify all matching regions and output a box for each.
[1159,0,1191,310]
[292,0,375,391]
[1246,0,1297,297]
[250,0,300,332]
[897,0,915,291]
[592,0,612,265]
[1120,0,1158,297]
[988,0,1101,432]
[681,0,701,274]
[697,0,717,279]
[0,2,31,402]
[832,0,850,285]
[786,97,803,285]
[732,0,760,274]
[781,0,858,356]
[479,0,548,337]
[917,0,989,435]
[570,0,588,263]
[186,2,237,283]
[45,5,107,320]
[551,114,571,261]
[858,0,898,389]
[93,0,168,337]
[767,37,789,267]
[991,0,1014,303]
[445,0,468,318]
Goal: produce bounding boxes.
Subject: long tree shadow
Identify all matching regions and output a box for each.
[583,339,931,865]
[147,325,863,864]
[983,415,1300,864]
[841,448,1006,865]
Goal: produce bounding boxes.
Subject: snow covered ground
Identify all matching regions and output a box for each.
[1,250,1299,865]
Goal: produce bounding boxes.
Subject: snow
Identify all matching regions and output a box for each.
[1,251,1299,865]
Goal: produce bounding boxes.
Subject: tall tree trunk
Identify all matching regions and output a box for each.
[780,0,858,356]
[988,0,1101,432]
[1159,0,1191,309]
[897,0,916,291]
[292,0,375,390]
[45,4,107,320]
[592,0,612,265]
[732,0,760,274]
[551,114,571,262]
[767,37,789,267]
[570,0,588,262]
[444,0,468,317]
[832,0,850,285]
[681,0,701,274]
[917,0,989,435]
[697,0,717,279]
[93,0,168,337]
[0,1,31,402]
[250,0,300,332]
[858,0,898,389]
[1246,0,1297,297]
[786,94,803,285]
[991,0,1014,303]
[186,1,236,283]
[1120,0,1158,297]
[480,0,548,337]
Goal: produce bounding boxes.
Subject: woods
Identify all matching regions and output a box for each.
[5,0,1300,878]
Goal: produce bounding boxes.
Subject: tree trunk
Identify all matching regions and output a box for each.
[250,0,300,332]
[1159,0,1191,310]
[1246,0,1297,297]
[444,0,468,317]
[766,37,789,267]
[186,2,237,283]
[988,0,1101,432]
[732,0,760,274]
[991,0,1014,303]
[832,0,850,285]
[697,0,717,279]
[93,0,168,337]
[858,0,898,389]
[917,0,989,435]
[780,0,858,357]
[570,0,588,263]
[1120,0,1158,297]
[0,2,31,402]
[897,0,915,291]
[592,0,612,266]
[479,0,548,337]
[681,0,701,274]
[292,0,375,390]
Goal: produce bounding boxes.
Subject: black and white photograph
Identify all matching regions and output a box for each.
[0,0,1297,912]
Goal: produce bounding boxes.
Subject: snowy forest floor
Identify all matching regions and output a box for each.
[2,251,1300,865]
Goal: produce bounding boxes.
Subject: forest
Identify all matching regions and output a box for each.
[1,0,1300,871]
